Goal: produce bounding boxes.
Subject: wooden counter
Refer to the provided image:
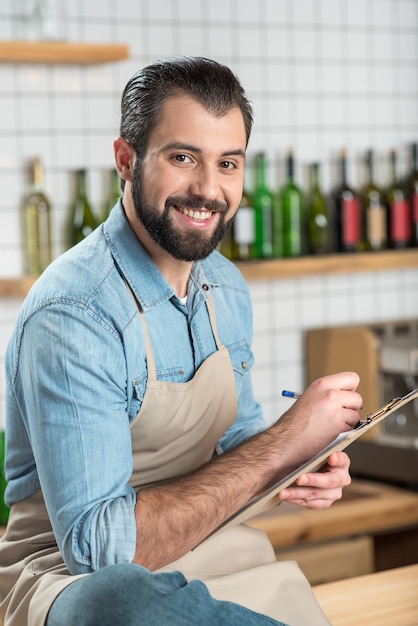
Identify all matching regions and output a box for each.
[247,479,418,549]
[313,564,418,626]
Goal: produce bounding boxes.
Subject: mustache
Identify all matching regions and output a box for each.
[165,195,228,214]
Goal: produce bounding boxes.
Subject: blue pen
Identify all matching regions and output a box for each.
[281,390,301,399]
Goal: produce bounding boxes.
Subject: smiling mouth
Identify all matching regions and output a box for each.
[175,206,213,221]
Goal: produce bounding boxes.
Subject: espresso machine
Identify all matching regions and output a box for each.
[305,319,418,488]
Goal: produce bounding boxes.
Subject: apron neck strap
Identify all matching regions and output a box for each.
[205,295,221,350]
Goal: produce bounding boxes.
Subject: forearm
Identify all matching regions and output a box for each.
[133,372,363,570]
[133,417,298,570]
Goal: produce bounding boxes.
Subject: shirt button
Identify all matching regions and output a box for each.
[202,284,209,291]
[241,361,247,369]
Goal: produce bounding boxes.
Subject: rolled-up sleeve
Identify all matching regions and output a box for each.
[12,302,137,574]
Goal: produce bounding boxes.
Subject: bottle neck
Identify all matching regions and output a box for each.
[287,153,295,182]
[390,152,398,187]
[33,157,44,188]
[366,151,375,186]
[411,143,417,173]
[339,155,348,187]
[255,154,267,187]
[311,163,320,190]
[76,171,87,197]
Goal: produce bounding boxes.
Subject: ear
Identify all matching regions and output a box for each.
[114,137,136,182]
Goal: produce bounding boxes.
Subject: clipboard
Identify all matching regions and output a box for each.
[204,388,418,542]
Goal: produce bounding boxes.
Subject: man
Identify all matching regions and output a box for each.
[0,57,362,626]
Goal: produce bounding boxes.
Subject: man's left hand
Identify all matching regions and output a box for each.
[277,451,351,509]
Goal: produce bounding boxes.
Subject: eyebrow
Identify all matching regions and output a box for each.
[161,141,246,159]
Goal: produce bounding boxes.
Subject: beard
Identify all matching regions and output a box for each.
[131,160,233,261]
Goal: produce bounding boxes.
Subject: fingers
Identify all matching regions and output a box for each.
[278,488,342,509]
[319,371,360,392]
[278,452,351,508]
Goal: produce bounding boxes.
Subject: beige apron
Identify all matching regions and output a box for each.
[0,296,330,626]
[130,295,331,626]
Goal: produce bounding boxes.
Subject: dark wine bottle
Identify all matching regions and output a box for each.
[333,150,361,253]
[386,149,410,249]
[252,153,274,259]
[277,150,303,257]
[22,156,52,276]
[68,170,99,247]
[307,162,328,254]
[405,142,418,247]
[362,149,387,252]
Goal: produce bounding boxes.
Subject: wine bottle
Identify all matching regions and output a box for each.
[101,168,121,221]
[68,169,99,247]
[218,222,234,260]
[0,430,9,526]
[306,162,328,255]
[386,149,410,249]
[333,149,361,253]
[22,156,52,276]
[252,153,274,259]
[362,149,387,252]
[277,150,303,257]
[405,142,418,247]
[231,190,255,260]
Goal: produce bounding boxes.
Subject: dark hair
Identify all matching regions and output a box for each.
[119,56,253,164]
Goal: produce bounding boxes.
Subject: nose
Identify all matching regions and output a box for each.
[189,164,220,201]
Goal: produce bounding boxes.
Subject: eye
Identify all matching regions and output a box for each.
[172,154,193,164]
[219,160,236,170]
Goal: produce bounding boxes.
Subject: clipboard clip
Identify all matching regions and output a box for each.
[358,396,402,426]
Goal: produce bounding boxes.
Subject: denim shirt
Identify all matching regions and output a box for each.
[5,202,266,575]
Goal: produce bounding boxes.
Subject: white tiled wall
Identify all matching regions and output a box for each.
[0,0,418,427]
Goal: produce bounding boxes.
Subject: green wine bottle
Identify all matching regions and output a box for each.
[68,169,99,247]
[101,168,121,222]
[252,153,274,259]
[307,162,328,255]
[22,156,52,276]
[278,150,303,257]
[0,430,9,526]
[362,149,387,252]
[386,149,411,249]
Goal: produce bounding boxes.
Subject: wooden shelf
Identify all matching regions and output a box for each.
[0,249,417,297]
[0,276,37,298]
[236,248,418,281]
[0,40,129,64]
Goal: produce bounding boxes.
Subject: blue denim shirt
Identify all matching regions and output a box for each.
[5,202,266,575]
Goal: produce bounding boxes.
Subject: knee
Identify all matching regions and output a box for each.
[47,563,184,626]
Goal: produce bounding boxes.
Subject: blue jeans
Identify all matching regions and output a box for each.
[46,563,288,626]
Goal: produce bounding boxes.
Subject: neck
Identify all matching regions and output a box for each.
[122,191,192,298]
[156,256,192,299]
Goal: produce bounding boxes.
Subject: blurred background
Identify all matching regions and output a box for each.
[0,0,417,426]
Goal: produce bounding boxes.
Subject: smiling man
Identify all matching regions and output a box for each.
[0,57,362,626]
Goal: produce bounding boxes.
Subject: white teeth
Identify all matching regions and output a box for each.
[177,207,212,221]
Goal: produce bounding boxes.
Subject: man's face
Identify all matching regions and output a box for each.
[131,95,247,261]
